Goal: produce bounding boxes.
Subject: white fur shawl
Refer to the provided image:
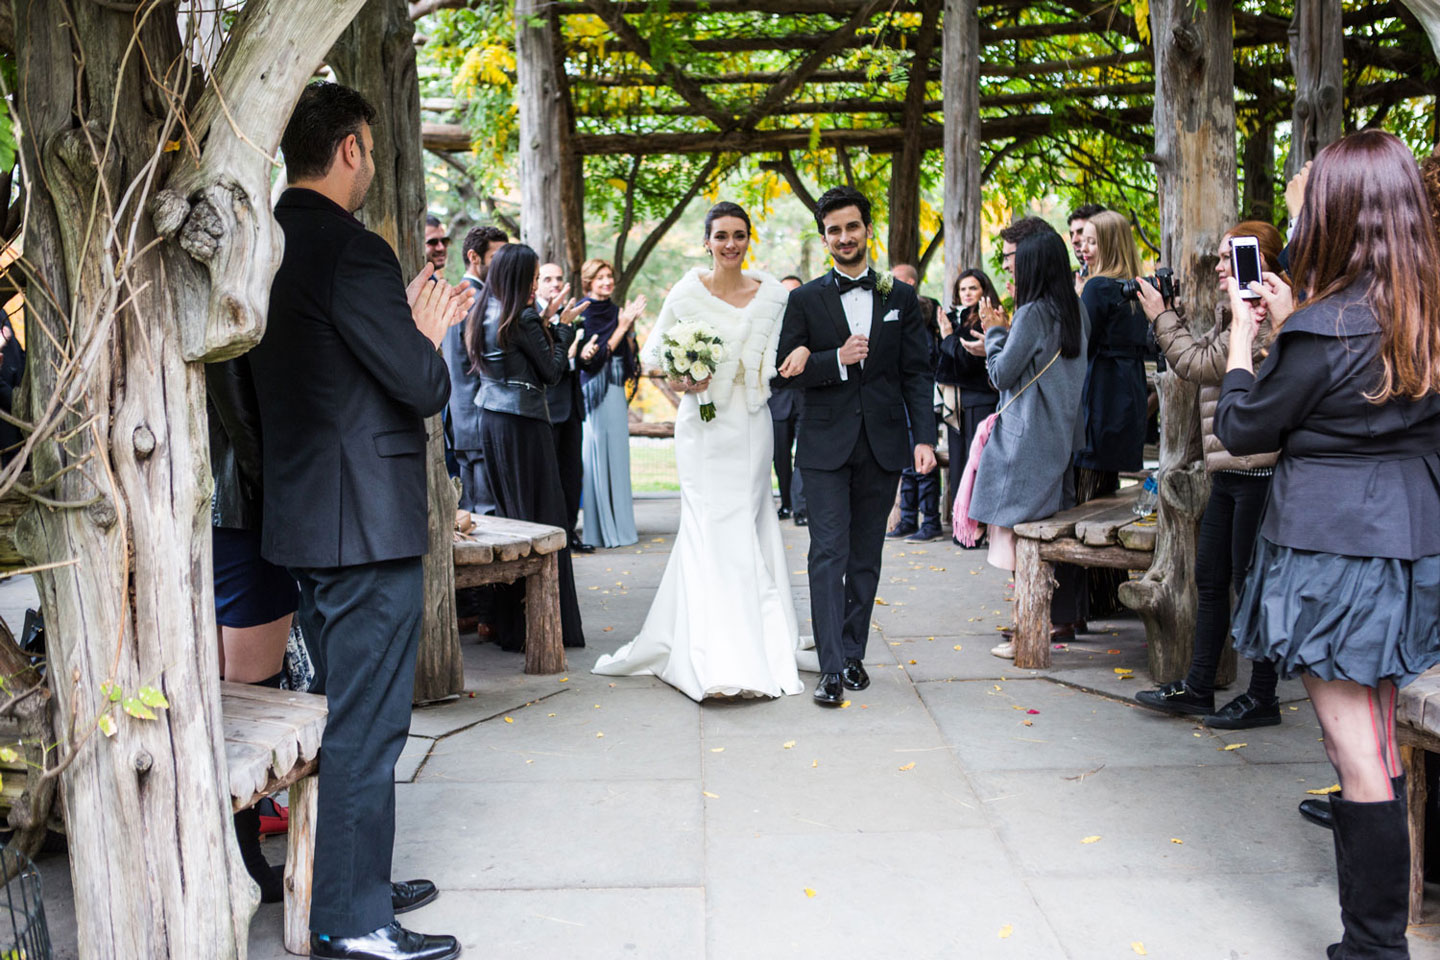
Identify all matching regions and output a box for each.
[640,267,790,414]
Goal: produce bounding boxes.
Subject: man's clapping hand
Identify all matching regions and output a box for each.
[410,266,473,348]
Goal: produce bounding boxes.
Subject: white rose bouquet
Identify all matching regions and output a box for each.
[659,320,727,422]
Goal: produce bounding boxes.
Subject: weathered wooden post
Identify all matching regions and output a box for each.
[9,1,362,954]
[331,0,465,704]
[1119,0,1238,684]
[517,0,569,267]
[1285,0,1343,179]
[941,0,982,302]
[888,0,942,268]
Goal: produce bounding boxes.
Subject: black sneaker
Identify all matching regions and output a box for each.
[1134,681,1214,717]
[1203,693,1281,729]
[886,522,918,539]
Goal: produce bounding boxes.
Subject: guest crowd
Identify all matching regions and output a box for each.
[164,76,1440,960]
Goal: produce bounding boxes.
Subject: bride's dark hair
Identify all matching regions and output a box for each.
[704,201,751,239]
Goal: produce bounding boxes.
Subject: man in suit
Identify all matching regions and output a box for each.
[775,186,937,707]
[444,224,508,515]
[248,82,469,960]
[537,261,591,552]
[885,263,943,542]
[769,274,808,525]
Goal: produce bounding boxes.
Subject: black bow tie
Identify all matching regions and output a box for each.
[834,271,875,295]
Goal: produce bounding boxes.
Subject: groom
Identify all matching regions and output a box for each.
[775,186,937,707]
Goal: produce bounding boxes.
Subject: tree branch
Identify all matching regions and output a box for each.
[758,153,818,212]
[617,152,723,297]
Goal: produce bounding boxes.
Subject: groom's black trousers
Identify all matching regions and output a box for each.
[293,556,423,937]
[800,423,901,674]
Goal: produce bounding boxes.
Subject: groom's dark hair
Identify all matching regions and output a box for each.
[813,186,872,234]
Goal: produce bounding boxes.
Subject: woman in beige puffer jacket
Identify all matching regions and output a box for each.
[1131,221,1286,731]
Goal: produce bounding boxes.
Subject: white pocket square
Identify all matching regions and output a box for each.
[882,309,900,323]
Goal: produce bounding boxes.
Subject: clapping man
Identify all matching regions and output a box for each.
[249,82,470,960]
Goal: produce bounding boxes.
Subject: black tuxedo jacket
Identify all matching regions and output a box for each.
[249,188,451,568]
[775,270,937,472]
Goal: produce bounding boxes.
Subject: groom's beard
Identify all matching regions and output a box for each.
[830,246,867,271]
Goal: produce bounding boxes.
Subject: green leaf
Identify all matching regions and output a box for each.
[137,685,170,709]
[0,746,19,764]
[98,714,117,738]
[122,697,157,721]
[102,680,122,703]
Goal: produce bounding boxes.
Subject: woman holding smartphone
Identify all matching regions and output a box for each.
[1217,130,1440,957]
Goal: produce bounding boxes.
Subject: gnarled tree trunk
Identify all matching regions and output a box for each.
[9,1,361,956]
[941,0,981,303]
[1120,0,1237,685]
[1285,0,1343,179]
[331,0,464,705]
[517,0,568,267]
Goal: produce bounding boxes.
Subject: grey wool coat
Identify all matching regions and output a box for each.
[968,298,1090,529]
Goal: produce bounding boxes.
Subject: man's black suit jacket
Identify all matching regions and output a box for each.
[775,270,937,473]
[249,188,451,569]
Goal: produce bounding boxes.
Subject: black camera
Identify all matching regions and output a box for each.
[1120,267,1178,303]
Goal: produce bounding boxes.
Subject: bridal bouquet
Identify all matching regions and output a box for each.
[658,320,727,422]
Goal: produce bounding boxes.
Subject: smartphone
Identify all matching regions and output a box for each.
[1230,235,1263,300]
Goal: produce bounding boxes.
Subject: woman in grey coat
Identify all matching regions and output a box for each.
[966,229,1089,658]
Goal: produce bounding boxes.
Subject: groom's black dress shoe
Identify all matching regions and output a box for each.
[392,879,439,914]
[841,658,870,691]
[310,921,460,960]
[777,506,792,520]
[813,673,845,706]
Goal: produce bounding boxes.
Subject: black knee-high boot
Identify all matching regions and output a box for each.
[233,671,287,903]
[1327,776,1411,959]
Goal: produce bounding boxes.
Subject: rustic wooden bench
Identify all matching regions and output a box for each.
[1011,488,1158,670]
[221,681,327,956]
[452,513,568,675]
[1395,667,1440,923]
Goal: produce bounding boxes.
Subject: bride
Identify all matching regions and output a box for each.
[592,201,810,700]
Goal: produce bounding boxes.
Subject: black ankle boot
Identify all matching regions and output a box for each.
[1327,776,1411,958]
[234,807,284,904]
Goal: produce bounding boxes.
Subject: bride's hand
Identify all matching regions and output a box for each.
[778,345,810,378]
[667,375,709,394]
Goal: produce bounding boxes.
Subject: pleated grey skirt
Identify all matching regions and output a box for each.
[1232,536,1440,688]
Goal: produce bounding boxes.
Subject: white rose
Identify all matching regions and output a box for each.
[672,355,691,374]
[709,343,727,363]
[690,362,712,381]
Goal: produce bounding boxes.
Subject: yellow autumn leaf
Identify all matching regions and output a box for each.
[0,746,18,764]
[840,700,852,708]
[1306,784,1342,795]
[503,716,514,723]
[559,677,569,682]
[547,713,556,717]
[812,759,818,768]
[163,139,181,152]
[874,597,889,606]
[953,645,963,651]
[804,887,817,898]
[898,762,916,771]
[998,924,1013,939]
[908,659,917,665]
[710,747,725,753]
[98,713,117,737]
[1170,838,1184,844]
[1132,942,1148,956]
[1081,835,1101,844]
[1222,743,1247,751]
[1114,667,1133,675]
[595,732,604,738]
[783,740,796,749]
[703,791,719,798]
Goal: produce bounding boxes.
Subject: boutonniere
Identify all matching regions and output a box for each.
[875,271,895,300]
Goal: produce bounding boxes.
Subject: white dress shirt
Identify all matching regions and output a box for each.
[834,266,872,379]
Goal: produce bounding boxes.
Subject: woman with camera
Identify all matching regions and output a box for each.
[1131,221,1286,731]
[937,268,1002,548]
[1073,212,1153,629]
[1217,130,1440,957]
[467,243,587,652]
[964,223,1089,660]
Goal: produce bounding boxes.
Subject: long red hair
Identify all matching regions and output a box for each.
[1289,130,1440,403]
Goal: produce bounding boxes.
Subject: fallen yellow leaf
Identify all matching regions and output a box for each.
[998,924,1013,940]
[1081,835,1101,844]
[710,747,725,753]
[1132,943,1148,956]
[1114,667,1133,675]
[1170,838,1183,844]
[812,759,818,768]
[703,791,719,798]
[803,887,817,898]
[595,732,604,738]
[1306,784,1342,795]
[908,659,917,665]
[874,597,889,606]
[954,645,963,651]
[783,740,796,749]
[840,700,851,708]
[898,762,916,771]
[1222,742,1247,751]
[547,713,556,717]
[503,716,514,723]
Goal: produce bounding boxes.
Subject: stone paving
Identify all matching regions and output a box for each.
[16,497,1440,959]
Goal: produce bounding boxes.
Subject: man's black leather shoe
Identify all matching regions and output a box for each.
[777,507,792,520]
[1299,798,1335,830]
[813,673,844,706]
[794,511,808,527]
[310,921,460,960]
[1134,681,1214,717]
[1203,693,1281,730]
[569,537,596,555]
[841,658,870,691]
[392,879,439,914]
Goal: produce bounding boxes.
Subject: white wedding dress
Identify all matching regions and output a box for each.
[592,268,808,700]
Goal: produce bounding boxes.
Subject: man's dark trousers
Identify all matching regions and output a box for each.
[800,421,900,674]
[294,557,423,937]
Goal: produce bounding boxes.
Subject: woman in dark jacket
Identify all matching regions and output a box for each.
[1216,130,1440,957]
[937,268,1002,548]
[467,243,586,651]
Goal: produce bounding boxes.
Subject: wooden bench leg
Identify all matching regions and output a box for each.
[524,552,566,675]
[1014,537,1052,670]
[284,776,318,956]
[1405,744,1427,925]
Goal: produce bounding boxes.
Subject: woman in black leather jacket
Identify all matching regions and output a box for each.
[465,243,585,651]
[936,268,1001,547]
